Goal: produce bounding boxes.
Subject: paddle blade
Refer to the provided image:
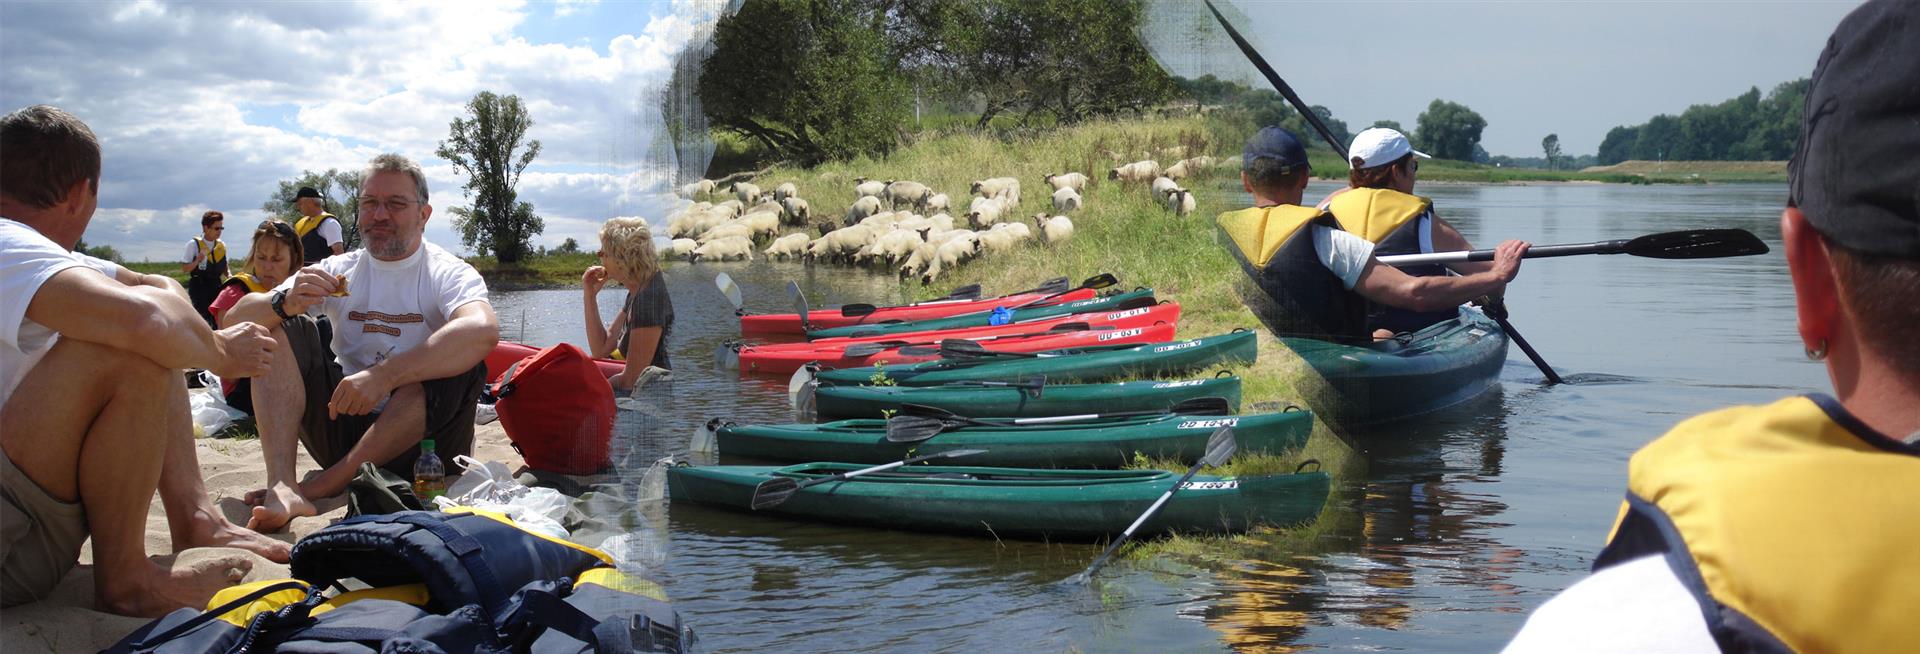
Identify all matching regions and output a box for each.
[787,364,816,404]
[930,448,987,460]
[714,273,743,310]
[1080,273,1119,290]
[843,341,907,358]
[1200,425,1238,467]
[940,339,990,356]
[941,283,983,301]
[749,477,800,510]
[840,303,877,317]
[1170,396,1234,416]
[788,281,811,329]
[714,340,741,370]
[1049,322,1092,332]
[885,415,952,442]
[1623,228,1770,259]
[895,345,942,356]
[898,403,959,420]
[691,418,722,454]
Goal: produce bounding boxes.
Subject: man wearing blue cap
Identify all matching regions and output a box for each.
[1504,1,1919,650]
[1216,126,1530,345]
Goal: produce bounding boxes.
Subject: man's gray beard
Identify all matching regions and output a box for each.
[366,236,412,259]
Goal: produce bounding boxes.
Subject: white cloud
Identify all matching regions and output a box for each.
[554,0,600,18]
[2,0,719,261]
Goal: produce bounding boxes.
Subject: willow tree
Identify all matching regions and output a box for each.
[437,91,543,262]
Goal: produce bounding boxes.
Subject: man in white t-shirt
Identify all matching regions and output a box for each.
[226,153,498,532]
[1217,126,1529,345]
[0,105,290,617]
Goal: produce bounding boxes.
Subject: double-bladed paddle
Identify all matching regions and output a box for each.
[884,396,1233,443]
[789,281,812,331]
[1201,0,1567,385]
[748,449,988,510]
[838,284,983,318]
[714,272,744,311]
[1010,273,1119,309]
[1376,228,1769,266]
[1066,426,1238,584]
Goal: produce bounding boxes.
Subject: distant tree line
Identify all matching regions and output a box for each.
[1173,75,1493,163]
[1597,79,1807,164]
[684,0,1179,166]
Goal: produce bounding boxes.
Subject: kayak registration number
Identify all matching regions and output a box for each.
[1152,380,1204,388]
[1181,480,1238,490]
[1098,328,1143,342]
[1153,341,1199,353]
[1178,418,1239,429]
[1104,307,1150,320]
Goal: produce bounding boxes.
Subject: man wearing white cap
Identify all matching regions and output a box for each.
[1319,127,1495,336]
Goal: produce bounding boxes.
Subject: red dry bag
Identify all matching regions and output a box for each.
[491,343,613,475]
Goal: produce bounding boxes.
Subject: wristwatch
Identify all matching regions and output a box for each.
[270,289,294,320]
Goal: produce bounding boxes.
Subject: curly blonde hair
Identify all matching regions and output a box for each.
[598,217,660,282]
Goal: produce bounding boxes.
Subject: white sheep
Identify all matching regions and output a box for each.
[1165,188,1196,217]
[924,193,950,214]
[733,182,762,205]
[762,232,811,260]
[747,200,784,217]
[691,236,754,262]
[1150,176,1179,198]
[773,182,798,202]
[965,196,1008,229]
[1221,155,1243,170]
[679,179,717,199]
[1108,160,1162,184]
[923,212,956,232]
[853,176,887,200]
[844,195,884,226]
[884,180,933,210]
[861,228,925,266]
[1163,160,1191,181]
[971,177,1021,206]
[979,221,1033,253]
[663,238,699,259]
[920,232,982,285]
[712,199,744,218]
[1034,213,1074,244]
[739,209,782,240]
[780,197,812,225]
[1051,186,1082,212]
[1044,172,1089,193]
[697,220,755,244]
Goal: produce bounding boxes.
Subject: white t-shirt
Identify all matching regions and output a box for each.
[1503,554,1716,653]
[1,218,126,406]
[183,238,224,269]
[1311,225,1376,289]
[275,242,488,376]
[315,218,343,249]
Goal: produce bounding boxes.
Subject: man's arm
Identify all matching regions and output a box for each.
[26,268,270,375]
[326,301,499,417]
[1352,240,1528,313]
[113,265,189,299]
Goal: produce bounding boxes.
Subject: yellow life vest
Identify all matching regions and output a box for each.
[291,212,334,239]
[223,272,270,293]
[193,237,227,264]
[1215,205,1368,343]
[294,211,339,264]
[1596,394,1920,652]
[1325,187,1431,243]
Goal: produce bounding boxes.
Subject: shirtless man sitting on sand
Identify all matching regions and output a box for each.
[0,105,291,617]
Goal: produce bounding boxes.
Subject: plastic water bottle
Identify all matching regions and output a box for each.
[413,439,447,502]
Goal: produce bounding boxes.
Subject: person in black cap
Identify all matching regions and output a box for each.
[1504,1,1920,650]
[1216,125,1530,345]
[291,185,345,264]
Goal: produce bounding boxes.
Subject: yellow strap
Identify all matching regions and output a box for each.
[209,579,314,627]
[229,272,269,293]
[312,583,431,616]
[574,567,669,601]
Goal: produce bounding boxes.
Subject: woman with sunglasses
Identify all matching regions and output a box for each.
[180,210,227,328]
[206,220,303,414]
[1318,127,1496,338]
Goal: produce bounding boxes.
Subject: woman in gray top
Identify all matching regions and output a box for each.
[583,217,673,390]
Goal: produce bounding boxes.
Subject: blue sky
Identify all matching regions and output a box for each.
[2,0,1862,261]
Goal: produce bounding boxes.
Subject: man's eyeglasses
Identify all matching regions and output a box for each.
[358,197,419,215]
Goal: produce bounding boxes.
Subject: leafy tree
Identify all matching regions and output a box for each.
[556,237,581,254]
[262,169,362,249]
[1371,119,1402,131]
[436,91,544,263]
[698,0,906,165]
[1308,105,1351,151]
[1596,125,1639,165]
[1413,99,1487,161]
[72,237,123,263]
[1541,133,1562,170]
[1594,78,1806,163]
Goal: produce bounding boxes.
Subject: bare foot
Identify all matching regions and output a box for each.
[100,555,253,618]
[173,510,292,563]
[244,482,315,533]
[243,488,268,507]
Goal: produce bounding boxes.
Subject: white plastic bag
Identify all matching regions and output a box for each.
[433,455,571,538]
[188,374,247,437]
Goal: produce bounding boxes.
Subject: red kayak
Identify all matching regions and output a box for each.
[780,301,1178,348]
[485,341,623,381]
[739,278,1102,336]
[733,320,1179,375]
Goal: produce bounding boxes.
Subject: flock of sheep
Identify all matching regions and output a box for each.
[663,151,1229,285]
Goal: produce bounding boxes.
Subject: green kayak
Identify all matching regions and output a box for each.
[805,374,1243,420]
[667,463,1330,539]
[712,409,1309,467]
[804,330,1259,390]
[1280,306,1508,427]
[803,288,1157,339]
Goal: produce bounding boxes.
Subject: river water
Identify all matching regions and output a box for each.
[490,182,1823,652]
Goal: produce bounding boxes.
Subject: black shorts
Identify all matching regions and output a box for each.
[283,316,486,478]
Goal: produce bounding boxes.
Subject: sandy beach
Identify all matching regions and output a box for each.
[0,424,524,653]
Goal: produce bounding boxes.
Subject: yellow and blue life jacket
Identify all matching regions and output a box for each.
[1325,188,1456,334]
[293,212,339,264]
[106,509,692,653]
[1594,394,1920,652]
[1216,204,1369,344]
